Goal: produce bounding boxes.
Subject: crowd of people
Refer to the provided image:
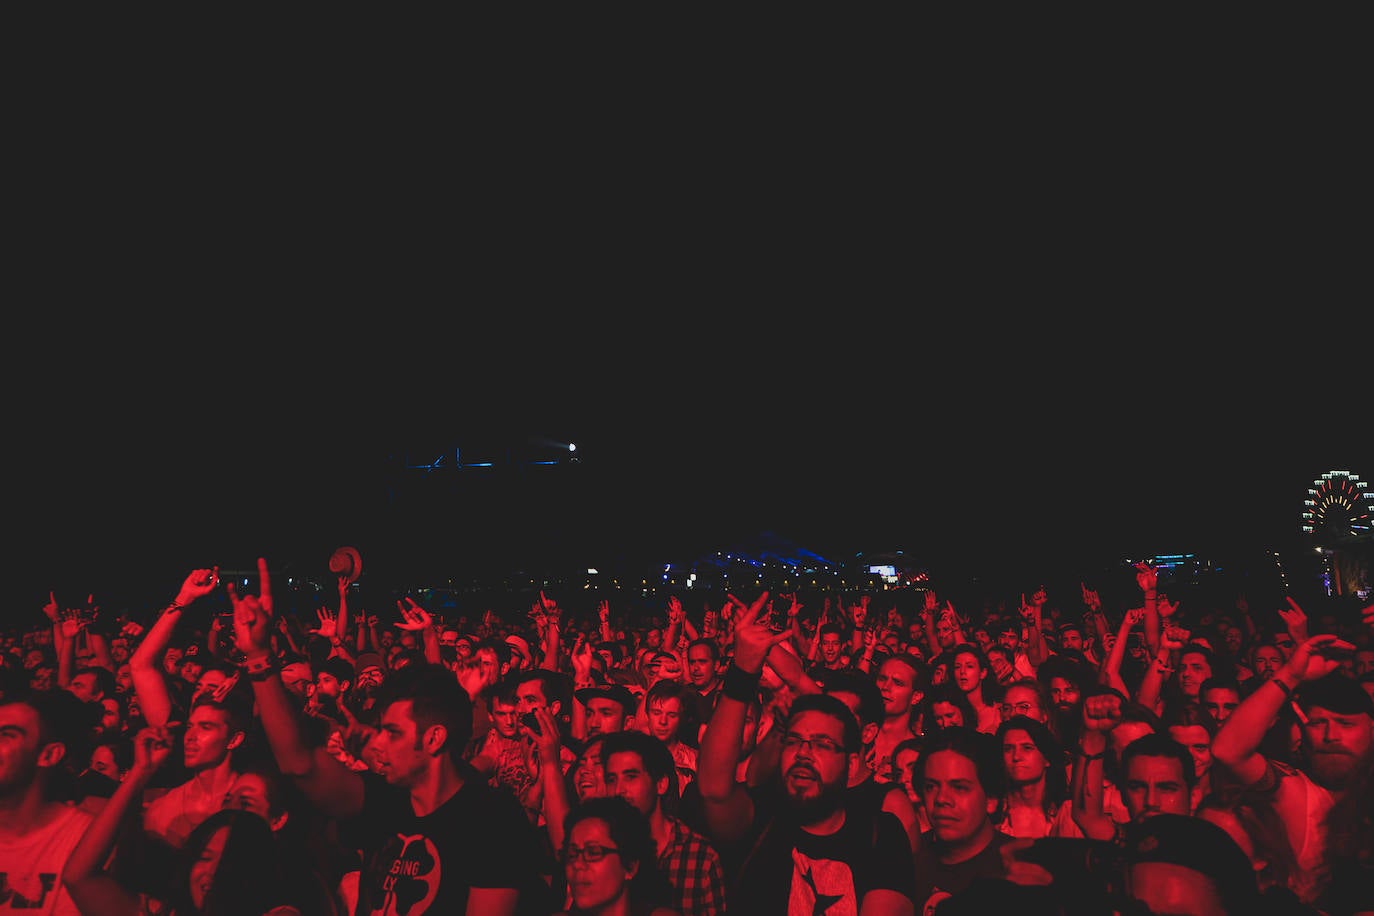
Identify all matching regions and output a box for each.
[1,554,1372,915]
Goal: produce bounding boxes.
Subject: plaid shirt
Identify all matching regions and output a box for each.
[659,815,728,916]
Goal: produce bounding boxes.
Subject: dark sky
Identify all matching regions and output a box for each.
[11,315,1364,621]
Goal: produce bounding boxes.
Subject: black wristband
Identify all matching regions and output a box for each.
[1077,749,1106,761]
[721,664,762,703]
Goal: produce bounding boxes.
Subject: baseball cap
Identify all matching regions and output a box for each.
[505,634,532,662]
[574,683,638,713]
[354,652,384,674]
[1121,813,1259,911]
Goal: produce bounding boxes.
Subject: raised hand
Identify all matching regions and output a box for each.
[1082,692,1123,733]
[456,654,495,700]
[1134,562,1158,594]
[1157,594,1180,619]
[395,598,434,632]
[311,607,339,639]
[850,599,868,631]
[523,704,562,765]
[131,724,176,776]
[58,611,85,642]
[42,591,60,624]
[210,671,240,703]
[726,591,792,674]
[1160,624,1190,652]
[228,557,274,657]
[1080,582,1102,613]
[570,635,593,680]
[1276,596,1310,642]
[1281,633,1357,685]
[176,567,221,607]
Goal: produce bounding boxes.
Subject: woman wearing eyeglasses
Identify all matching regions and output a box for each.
[557,796,680,916]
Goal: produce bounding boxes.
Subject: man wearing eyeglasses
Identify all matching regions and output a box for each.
[697,591,917,916]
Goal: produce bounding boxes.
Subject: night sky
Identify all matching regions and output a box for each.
[11,316,1364,623]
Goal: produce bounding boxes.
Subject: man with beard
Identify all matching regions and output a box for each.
[697,591,916,916]
[1212,632,1370,907]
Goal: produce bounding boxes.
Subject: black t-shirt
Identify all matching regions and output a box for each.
[348,771,551,916]
[723,786,917,916]
[911,829,1013,915]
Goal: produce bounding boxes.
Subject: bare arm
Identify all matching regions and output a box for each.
[130,569,220,727]
[64,725,175,916]
[1097,607,1143,698]
[1070,692,1121,841]
[1134,563,1161,657]
[233,557,365,820]
[698,592,789,846]
[1136,622,1189,713]
[1212,633,1355,787]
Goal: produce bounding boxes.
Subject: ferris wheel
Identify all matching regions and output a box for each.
[1301,470,1373,543]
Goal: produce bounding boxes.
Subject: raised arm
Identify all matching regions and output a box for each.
[533,590,562,672]
[698,591,791,847]
[396,597,441,666]
[332,573,354,657]
[233,556,364,820]
[529,703,575,852]
[1070,691,1123,841]
[921,591,942,658]
[1134,563,1162,657]
[64,724,177,916]
[1135,622,1189,714]
[129,568,219,727]
[1021,589,1049,667]
[1097,606,1143,697]
[1211,632,1355,787]
[1275,596,1311,647]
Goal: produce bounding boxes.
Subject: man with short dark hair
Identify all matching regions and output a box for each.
[686,637,724,719]
[0,689,95,915]
[910,727,1011,911]
[602,730,727,916]
[233,558,547,916]
[1070,691,1196,842]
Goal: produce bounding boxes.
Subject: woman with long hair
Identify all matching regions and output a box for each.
[993,715,1078,838]
[948,644,1002,734]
